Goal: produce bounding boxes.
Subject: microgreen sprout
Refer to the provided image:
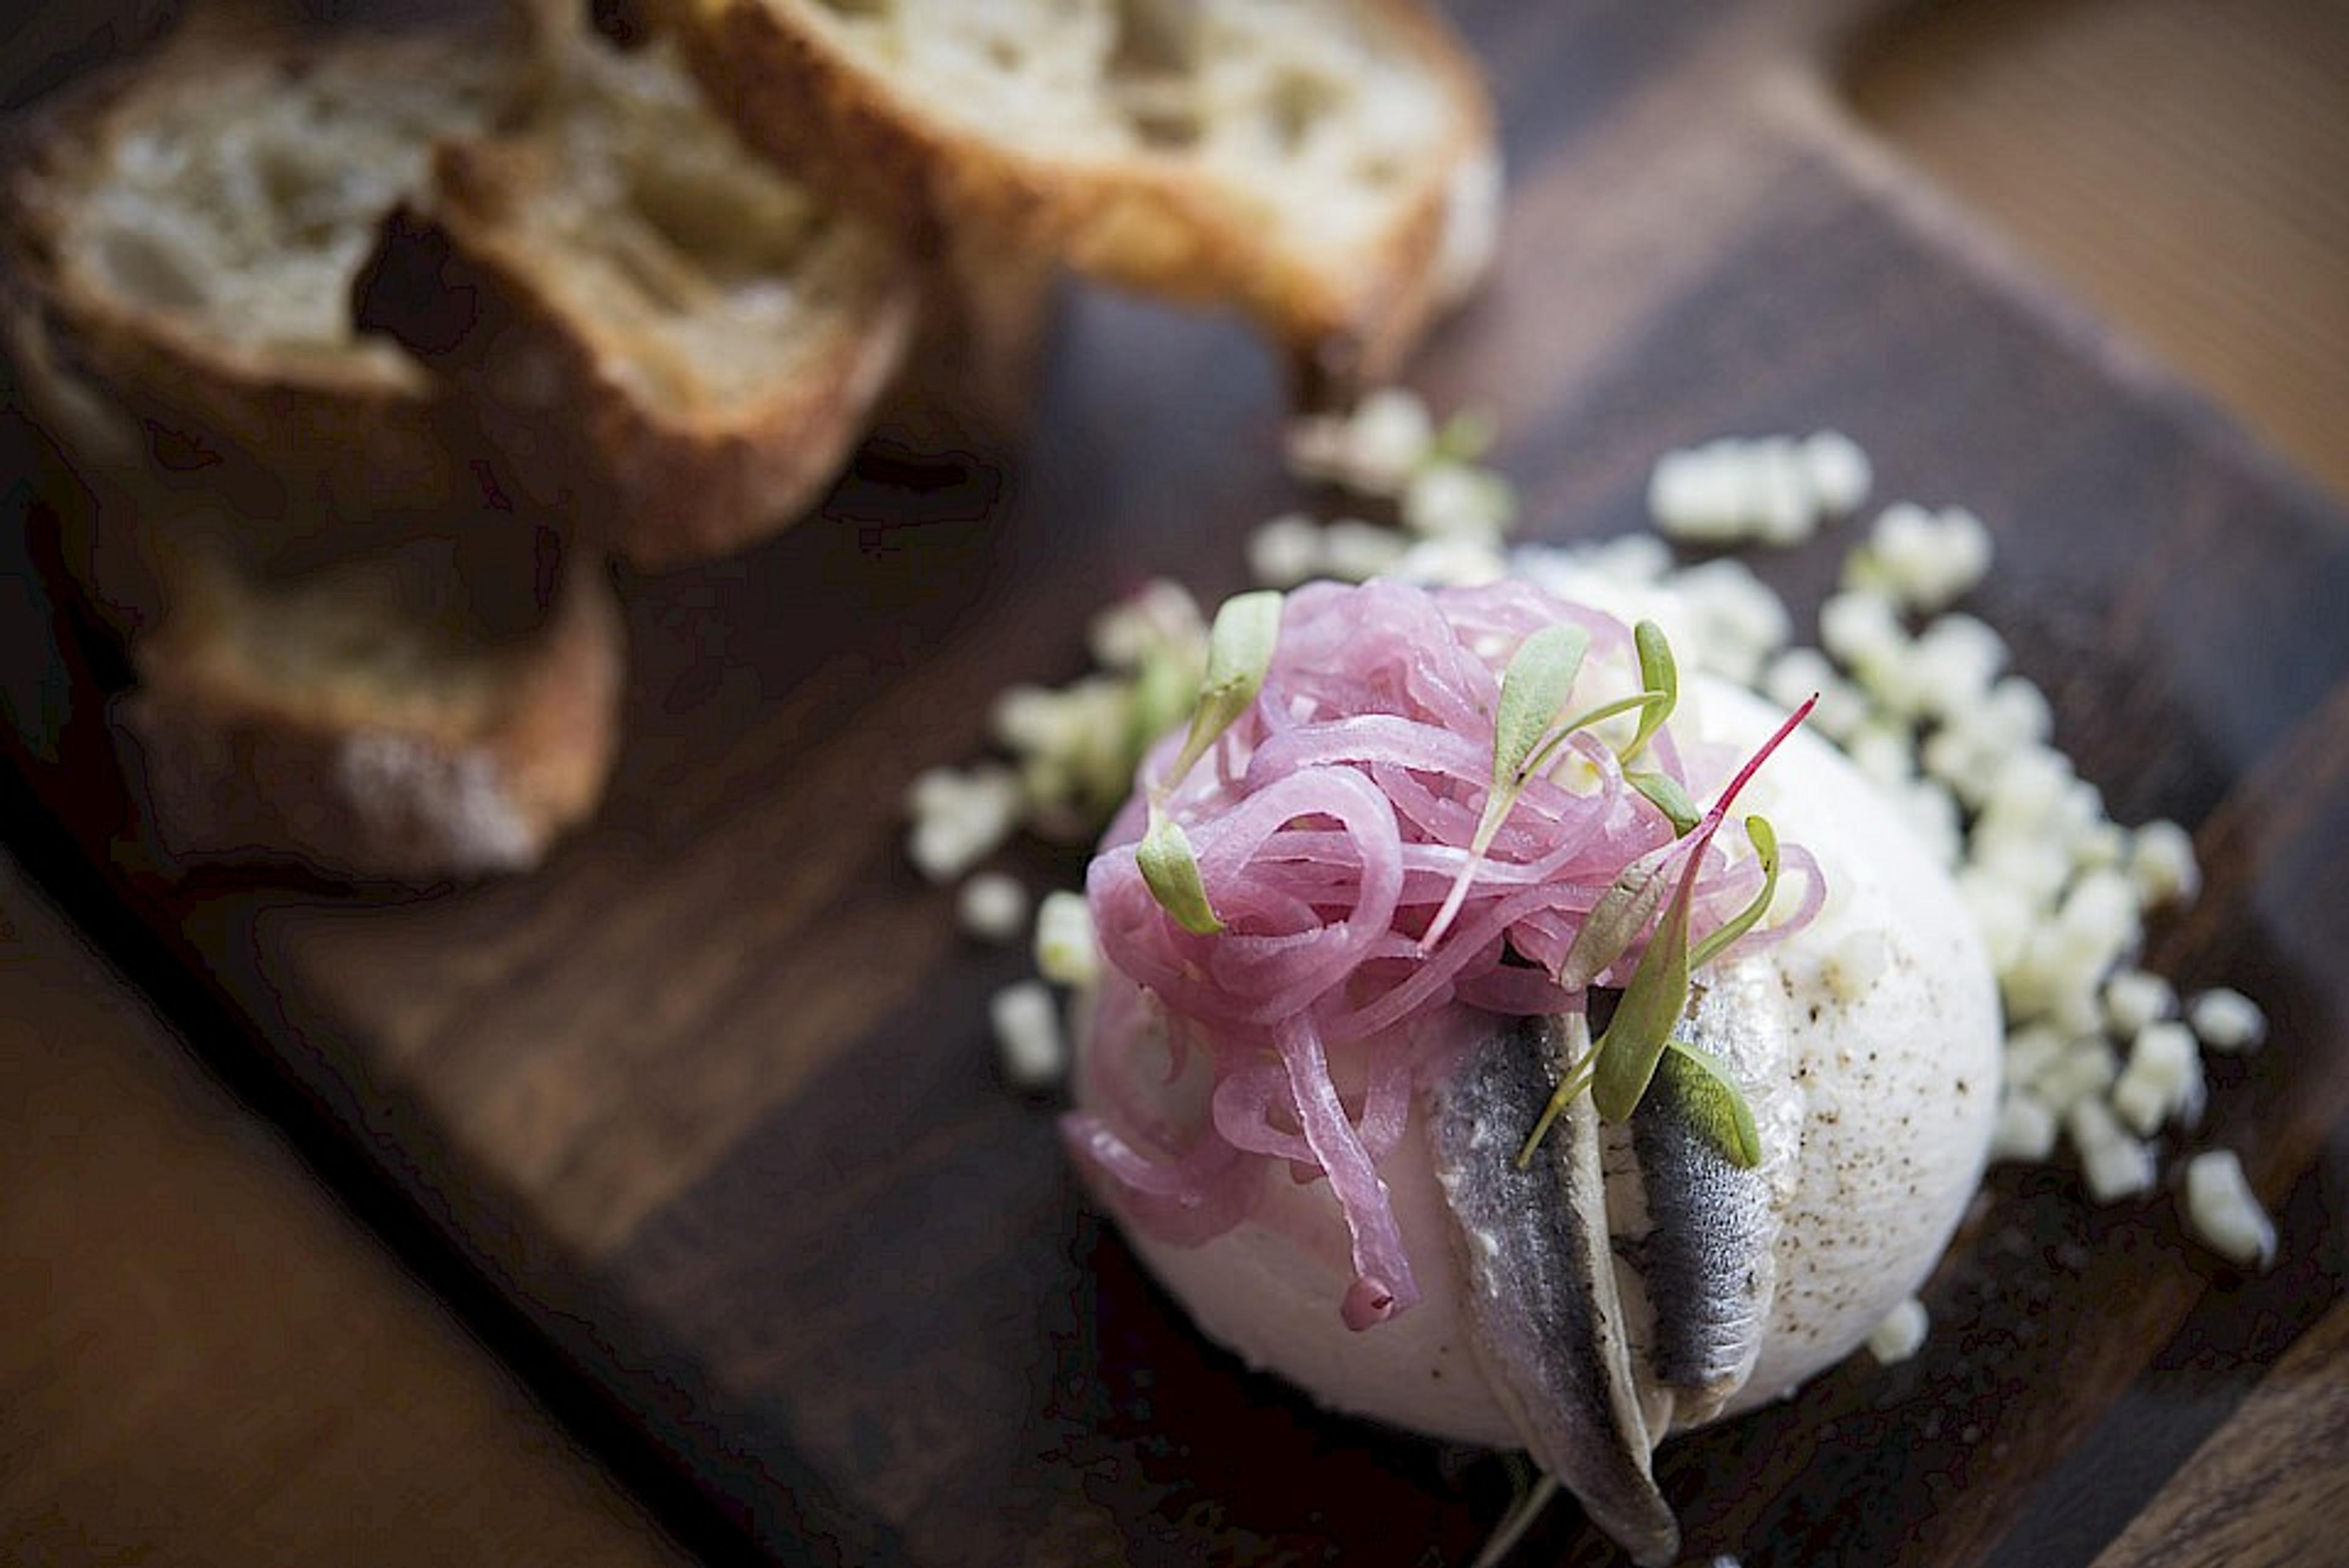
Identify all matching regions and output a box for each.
[1626,770,1699,835]
[1138,812,1226,935]
[1655,1037,1764,1168]
[1521,694,1817,1167]
[1513,1023,1605,1161]
[1419,623,1685,954]
[1137,591,1284,936]
[1554,838,1679,991]
[1690,815,1781,971]
[1583,833,1699,1125]
[1421,623,1590,950]
[1166,591,1283,785]
[1527,689,1671,775]
[1515,618,1679,786]
[1625,619,1678,761]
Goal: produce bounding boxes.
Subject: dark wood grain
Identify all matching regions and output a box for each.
[8,1,2349,1564]
[1850,0,2349,505]
[2088,1297,2349,1568]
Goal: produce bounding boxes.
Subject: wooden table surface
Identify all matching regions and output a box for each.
[0,855,693,1567]
[7,1,2348,1565]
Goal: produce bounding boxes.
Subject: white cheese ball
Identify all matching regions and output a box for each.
[1075,676,2003,1444]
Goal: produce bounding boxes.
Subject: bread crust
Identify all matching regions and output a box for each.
[119,538,626,882]
[669,0,1496,400]
[356,110,920,569]
[0,13,523,520]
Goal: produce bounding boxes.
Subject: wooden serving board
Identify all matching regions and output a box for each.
[7,2,2349,1563]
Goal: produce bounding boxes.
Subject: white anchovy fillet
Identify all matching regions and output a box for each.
[1624,960,1799,1431]
[1427,1011,1679,1568]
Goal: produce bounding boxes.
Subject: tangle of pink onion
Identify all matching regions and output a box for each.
[1063,580,1822,1330]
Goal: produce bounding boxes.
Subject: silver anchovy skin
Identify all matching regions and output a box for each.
[1428,1013,1680,1568]
[1627,958,1795,1428]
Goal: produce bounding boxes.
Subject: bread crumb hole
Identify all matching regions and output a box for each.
[1122,90,1201,149]
[985,36,1022,70]
[254,148,349,250]
[1107,0,1202,149]
[809,0,889,16]
[1111,0,1201,76]
[97,227,207,312]
[618,163,811,298]
[1268,69,1345,152]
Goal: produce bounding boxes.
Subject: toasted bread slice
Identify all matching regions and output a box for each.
[118,519,625,882]
[355,27,921,569]
[664,0,1497,397]
[2,10,527,520]
[8,276,627,883]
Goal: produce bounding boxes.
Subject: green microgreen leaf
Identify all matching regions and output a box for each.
[1491,623,1594,794]
[1166,590,1282,788]
[1590,700,1814,1122]
[1625,620,1677,761]
[1138,591,1281,932]
[1137,804,1223,935]
[1554,838,1679,990]
[1532,694,1818,1154]
[1657,1038,1764,1169]
[1625,769,1699,835]
[1588,848,1699,1123]
[1689,815,1781,971]
[1420,623,1590,950]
